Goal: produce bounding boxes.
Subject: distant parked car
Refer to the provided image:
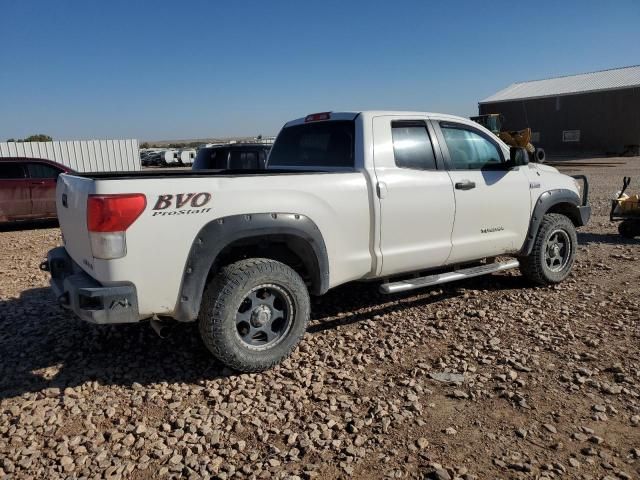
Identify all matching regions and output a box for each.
[0,158,72,223]
[192,143,271,170]
[140,149,163,167]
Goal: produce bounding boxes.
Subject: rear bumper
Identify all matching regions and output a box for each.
[43,247,140,324]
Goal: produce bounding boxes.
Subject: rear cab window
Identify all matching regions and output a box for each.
[27,163,62,179]
[0,163,27,179]
[268,120,355,168]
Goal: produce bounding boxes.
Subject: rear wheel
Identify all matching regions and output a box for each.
[199,258,310,372]
[519,213,577,285]
[618,219,640,239]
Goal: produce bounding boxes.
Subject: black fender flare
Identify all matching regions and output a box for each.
[520,189,590,256]
[173,213,329,322]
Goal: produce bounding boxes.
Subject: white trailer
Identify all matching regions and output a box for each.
[179,149,196,165]
[162,150,179,165]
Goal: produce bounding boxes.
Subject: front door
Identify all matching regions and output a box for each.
[432,119,531,264]
[0,162,31,221]
[27,162,61,217]
[373,116,455,276]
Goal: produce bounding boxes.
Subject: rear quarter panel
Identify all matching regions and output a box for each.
[83,172,372,317]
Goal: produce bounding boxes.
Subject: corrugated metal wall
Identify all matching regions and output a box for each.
[479,87,640,154]
[0,139,141,172]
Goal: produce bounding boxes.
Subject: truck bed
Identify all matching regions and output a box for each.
[55,168,373,317]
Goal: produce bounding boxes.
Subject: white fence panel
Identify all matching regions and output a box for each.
[0,139,141,172]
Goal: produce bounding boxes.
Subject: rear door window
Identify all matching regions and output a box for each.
[269,121,355,168]
[27,163,62,179]
[391,121,437,170]
[0,163,27,179]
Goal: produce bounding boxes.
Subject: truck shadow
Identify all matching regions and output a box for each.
[0,219,59,232]
[308,273,527,333]
[578,231,638,246]
[0,288,222,401]
[0,274,525,400]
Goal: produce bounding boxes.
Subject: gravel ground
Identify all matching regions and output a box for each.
[1,157,639,480]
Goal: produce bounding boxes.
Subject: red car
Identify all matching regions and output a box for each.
[0,158,72,223]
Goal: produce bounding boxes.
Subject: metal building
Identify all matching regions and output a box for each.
[0,139,141,172]
[479,65,640,154]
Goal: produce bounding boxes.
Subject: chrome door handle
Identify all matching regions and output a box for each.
[455,180,476,190]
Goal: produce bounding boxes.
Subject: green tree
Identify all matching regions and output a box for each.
[24,134,53,142]
[140,142,151,149]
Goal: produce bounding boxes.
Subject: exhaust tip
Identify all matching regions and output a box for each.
[150,318,173,339]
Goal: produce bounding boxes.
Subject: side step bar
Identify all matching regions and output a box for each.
[379,259,520,294]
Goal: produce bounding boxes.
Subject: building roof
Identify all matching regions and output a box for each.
[480,65,640,104]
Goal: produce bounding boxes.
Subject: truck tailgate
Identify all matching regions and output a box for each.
[56,174,94,266]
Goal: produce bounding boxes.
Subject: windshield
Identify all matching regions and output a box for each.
[268,120,355,168]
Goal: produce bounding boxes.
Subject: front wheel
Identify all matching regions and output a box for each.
[519,213,577,285]
[199,258,310,372]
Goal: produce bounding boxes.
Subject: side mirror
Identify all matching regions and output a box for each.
[509,146,529,167]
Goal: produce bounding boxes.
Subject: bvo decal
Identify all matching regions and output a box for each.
[152,192,213,216]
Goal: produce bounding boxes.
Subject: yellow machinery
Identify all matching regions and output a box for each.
[470,114,545,162]
[610,177,640,238]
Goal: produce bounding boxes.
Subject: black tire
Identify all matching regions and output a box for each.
[519,213,577,285]
[199,258,310,372]
[618,220,639,239]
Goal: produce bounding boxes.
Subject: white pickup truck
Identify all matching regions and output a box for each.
[44,111,590,371]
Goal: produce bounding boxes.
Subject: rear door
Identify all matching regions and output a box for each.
[432,119,531,263]
[373,116,455,276]
[0,162,30,220]
[27,162,63,217]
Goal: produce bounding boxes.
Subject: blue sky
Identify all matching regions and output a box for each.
[1,0,638,141]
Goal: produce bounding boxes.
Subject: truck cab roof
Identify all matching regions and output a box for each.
[284,111,485,129]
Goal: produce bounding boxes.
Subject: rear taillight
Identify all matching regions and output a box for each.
[87,194,146,232]
[87,194,146,259]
